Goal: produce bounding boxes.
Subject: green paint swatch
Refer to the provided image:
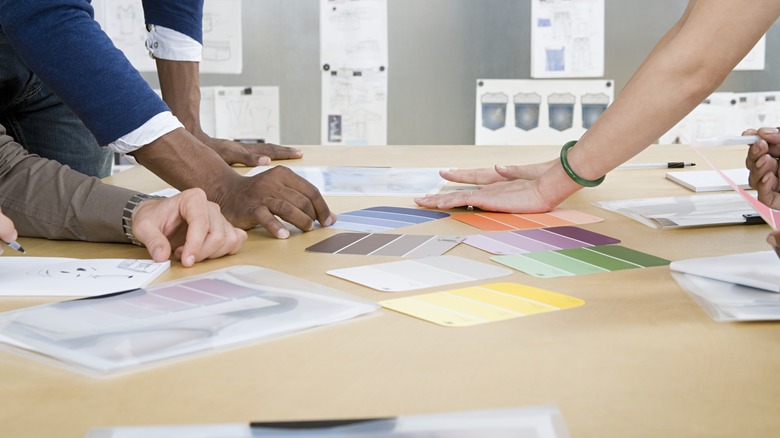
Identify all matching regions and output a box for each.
[492,245,670,278]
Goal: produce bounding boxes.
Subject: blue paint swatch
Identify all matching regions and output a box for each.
[331,206,450,232]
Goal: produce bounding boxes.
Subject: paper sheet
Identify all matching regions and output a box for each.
[320,0,389,146]
[593,193,757,229]
[475,79,613,145]
[244,167,446,197]
[531,0,605,78]
[94,0,243,74]
[0,258,169,296]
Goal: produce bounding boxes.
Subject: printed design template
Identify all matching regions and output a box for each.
[453,209,603,232]
[331,206,450,232]
[306,232,465,257]
[244,167,446,197]
[531,0,605,78]
[381,282,584,327]
[492,245,669,279]
[0,258,170,296]
[327,256,512,292]
[463,226,619,255]
[0,266,377,375]
[476,79,613,146]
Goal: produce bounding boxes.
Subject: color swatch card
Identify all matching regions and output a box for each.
[327,256,512,292]
[306,232,465,257]
[331,206,450,232]
[492,245,669,278]
[453,209,604,232]
[381,282,585,327]
[464,226,619,255]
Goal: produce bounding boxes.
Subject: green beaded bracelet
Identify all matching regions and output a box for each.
[559,140,605,187]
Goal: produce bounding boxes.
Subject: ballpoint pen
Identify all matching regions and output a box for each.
[617,162,696,170]
[2,240,26,254]
[692,135,761,148]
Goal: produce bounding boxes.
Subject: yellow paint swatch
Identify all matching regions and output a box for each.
[380,282,584,327]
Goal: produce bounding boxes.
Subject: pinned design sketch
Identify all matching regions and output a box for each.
[531,0,605,78]
[476,79,613,145]
[323,69,387,145]
[320,0,388,145]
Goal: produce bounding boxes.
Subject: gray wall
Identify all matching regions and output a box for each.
[142,0,780,145]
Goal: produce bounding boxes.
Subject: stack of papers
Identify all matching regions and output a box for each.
[0,266,377,376]
[593,193,758,229]
[670,251,780,321]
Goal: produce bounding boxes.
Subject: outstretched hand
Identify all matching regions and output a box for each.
[414,160,559,212]
[132,188,248,267]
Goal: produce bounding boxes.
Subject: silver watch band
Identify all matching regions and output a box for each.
[122,194,163,246]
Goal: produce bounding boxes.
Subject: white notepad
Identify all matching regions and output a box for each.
[665,168,750,192]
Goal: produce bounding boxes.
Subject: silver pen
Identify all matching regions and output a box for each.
[2,240,26,254]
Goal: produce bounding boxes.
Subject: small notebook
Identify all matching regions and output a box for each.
[665,168,750,192]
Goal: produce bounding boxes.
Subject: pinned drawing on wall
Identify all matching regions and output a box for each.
[200,86,280,144]
[201,0,243,74]
[476,79,614,145]
[320,0,388,145]
[93,0,156,72]
[659,91,780,144]
[94,0,243,74]
[531,0,605,78]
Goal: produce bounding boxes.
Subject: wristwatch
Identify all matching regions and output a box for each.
[122,193,162,246]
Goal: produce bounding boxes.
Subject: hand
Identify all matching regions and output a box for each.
[767,230,780,259]
[0,207,18,255]
[744,127,780,209]
[215,166,337,238]
[195,132,303,167]
[131,188,248,267]
[414,160,561,212]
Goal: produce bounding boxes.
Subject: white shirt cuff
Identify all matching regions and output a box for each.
[107,112,184,154]
[146,25,202,62]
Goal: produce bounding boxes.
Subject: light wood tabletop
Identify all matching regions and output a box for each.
[1,144,778,437]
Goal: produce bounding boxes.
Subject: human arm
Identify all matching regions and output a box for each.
[0,127,246,266]
[417,0,780,212]
[155,58,303,166]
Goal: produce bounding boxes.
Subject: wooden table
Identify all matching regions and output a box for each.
[1,145,778,437]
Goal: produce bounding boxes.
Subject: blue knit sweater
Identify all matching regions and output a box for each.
[0,0,204,146]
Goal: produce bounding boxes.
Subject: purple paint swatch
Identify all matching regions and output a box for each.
[464,226,620,255]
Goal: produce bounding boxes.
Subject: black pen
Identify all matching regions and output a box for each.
[2,240,26,253]
[617,162,696,170]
